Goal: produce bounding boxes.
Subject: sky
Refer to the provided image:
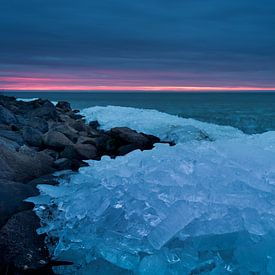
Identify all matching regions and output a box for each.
[0,0,275,91]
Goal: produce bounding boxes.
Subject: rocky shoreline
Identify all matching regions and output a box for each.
[0,95,172,274]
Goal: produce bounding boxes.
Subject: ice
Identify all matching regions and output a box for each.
[16,97,58,105]
[81,106,244,143]
[17,97,39,102]
[28,106,275,274]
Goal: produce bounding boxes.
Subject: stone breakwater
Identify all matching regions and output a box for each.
[0,95,169,274]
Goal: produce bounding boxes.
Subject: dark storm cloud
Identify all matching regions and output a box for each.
[0,0,275,86]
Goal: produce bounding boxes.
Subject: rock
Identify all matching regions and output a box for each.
[70,159,89,171]
[69,119,87,132]
[88,128,101,137]
[58,113,72,123]
[28,174,59,188]
[69,112,84,120]
[43,130,73,149]
[0,145,54,182]
[78,135,117,154]
[74,144,98,160]
[18,145,38,156]
[0,123,12,130]
[0,105,18,124]
[0,129,24,145]
[88,120,100,129]
[41,148,59,160]
[117,144,140,156]
[53,158,72,170]
[0,179,38,227]
[0,136,20,151]
[56,101,71,112]
[78,130,89,137]
[77,136,97,145]
[61,144,97,160]
[109,127,151,147]
[51,124,78,143]
[0,210,52,273]
[23,126,43,147]
[27,117,49,133]
[146,134,161,144]
[29,100,57,120]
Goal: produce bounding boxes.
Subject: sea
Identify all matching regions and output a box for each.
[2,90,275,134]
[3,91,275,274]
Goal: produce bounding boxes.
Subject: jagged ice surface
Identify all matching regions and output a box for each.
[28,106,275,274]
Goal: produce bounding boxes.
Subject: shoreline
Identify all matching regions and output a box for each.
[0,95,170,274]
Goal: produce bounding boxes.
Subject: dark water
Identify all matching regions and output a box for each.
[2,91,275,134]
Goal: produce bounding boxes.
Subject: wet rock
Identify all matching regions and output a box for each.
[51,124,78,143]
[23,126,43,147]
[28,174,59,188]
[70,159,89,171]
[117,144,140,156]
[0,136,20,151]
[74,143,98,160]
[0,105,18,124]
[69,113,83,120]
[61,144,97,160]
[56,101,71,112]
[0,145,54,182]
[27,117,49,133]
[0,179,38,227]
[88,120,100,129]
[53,158,72,170]
[29,101,57,120]
[43,130,73,149]
[41,148,59,160]
[77,136,97,145]
[109,127,152,147]
[69,119,86,132]
[0,210,51,273]
[0,129,24,145]
[18,145,38,156]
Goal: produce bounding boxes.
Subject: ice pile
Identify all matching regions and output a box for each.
[28,106,275,274]
[82,106,244,143]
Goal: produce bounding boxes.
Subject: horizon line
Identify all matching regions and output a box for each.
[1,85,275,92]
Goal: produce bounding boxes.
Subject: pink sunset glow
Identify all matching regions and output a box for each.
[1,71,275,92]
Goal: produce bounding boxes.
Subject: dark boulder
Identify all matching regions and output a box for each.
[51,124,78,142]
[56,101,71,112]
[0,136,20,151]
[117,144,140,156]
[28,174,59,188]
[26,117,49,133]
[0,105,18,124]
[23,126,43,147]
[53,158,72,170]
[0,179,38,227]
[109,127,152,147]
[40,148,59,160]
[88,120,100,129]
[0,210,52,273]
[43,130,73,149]
[78,135,117,154]
[69,113,84,120]
[61,144,97,160]
[29,101,57,120]
[69,119,87,132]
[74,143,98,160]
[0,145,54,182]
[0,129,24,145]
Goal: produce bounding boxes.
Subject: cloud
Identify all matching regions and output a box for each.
[0,0,274,87]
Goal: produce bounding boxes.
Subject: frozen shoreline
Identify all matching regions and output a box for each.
[30,105,275,274]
